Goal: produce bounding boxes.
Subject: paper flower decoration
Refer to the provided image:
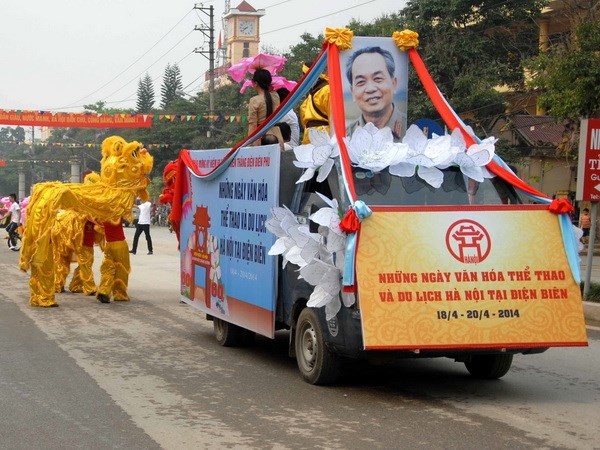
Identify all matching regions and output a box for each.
[309,193,346,254]
[392,29,419,51]
[266,195,350,320]
[300,259,342,320]
[453,136,496,182]
[325,27,354,51]
[345,122,409,173]
[388,125,496,188]
[266,206,323,269]
[293,128,340,184]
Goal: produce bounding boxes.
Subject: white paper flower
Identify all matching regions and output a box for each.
[453,136,496,182]
[300,259,342,320]
[266,206,324,269]
[293,128,339,184]
[345,122,408,173]
[389,124,499,187]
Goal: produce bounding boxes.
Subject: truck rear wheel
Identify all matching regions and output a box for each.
[465,354,513,379]
[295,308,340,385]
[214,318,246,347]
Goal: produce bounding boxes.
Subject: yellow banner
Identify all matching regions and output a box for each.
[356,208,588,350]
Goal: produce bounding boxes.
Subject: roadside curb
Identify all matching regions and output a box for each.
[584,301,600,323]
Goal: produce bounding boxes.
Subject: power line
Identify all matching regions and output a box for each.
[108,50,196,108]
[58,9,194,110]
[262,0,378,35]
[99,30,195,104]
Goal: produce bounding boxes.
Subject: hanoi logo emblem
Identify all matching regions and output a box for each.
[445,219,491,264]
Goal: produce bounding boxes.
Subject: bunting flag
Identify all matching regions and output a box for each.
[0,109,152,128]
[0,109,248,129]
[0,140,179,150]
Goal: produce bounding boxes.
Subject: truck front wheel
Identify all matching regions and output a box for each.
[295,308,340,385]
[464,354,513,379]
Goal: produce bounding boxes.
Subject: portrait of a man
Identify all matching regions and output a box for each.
[341,38,408,142]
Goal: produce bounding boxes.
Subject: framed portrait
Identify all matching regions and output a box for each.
[339,36,408,142]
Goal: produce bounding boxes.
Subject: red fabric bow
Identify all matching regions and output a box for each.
[339,208,360,233]
[548,198,574,215]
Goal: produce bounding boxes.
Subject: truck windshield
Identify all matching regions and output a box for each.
[352,167,521,206]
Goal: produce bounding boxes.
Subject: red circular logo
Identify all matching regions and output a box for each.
[445,219,491,264]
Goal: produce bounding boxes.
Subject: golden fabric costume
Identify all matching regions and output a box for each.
[299,69,330,144]
[97,221,130,302]
[19,136,153,307]
[52,210,103,295]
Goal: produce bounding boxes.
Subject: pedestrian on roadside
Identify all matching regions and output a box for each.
[579,207,591,244]
[2,193,21,250]
[130,199,153,255]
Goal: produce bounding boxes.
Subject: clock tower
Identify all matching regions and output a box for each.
[224,1,265,65]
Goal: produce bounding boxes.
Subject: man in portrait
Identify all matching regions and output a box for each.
[345,46,403,141]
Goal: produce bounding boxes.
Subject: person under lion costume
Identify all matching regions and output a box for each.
[52,210,104,295]
[19,136,153,307]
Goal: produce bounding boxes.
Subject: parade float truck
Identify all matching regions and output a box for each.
[170,31,588,384]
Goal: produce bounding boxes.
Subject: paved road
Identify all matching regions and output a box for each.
[1,227,599,449]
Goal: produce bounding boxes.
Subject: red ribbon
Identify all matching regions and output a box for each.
[548,198,574,215]
[339,208,360,233]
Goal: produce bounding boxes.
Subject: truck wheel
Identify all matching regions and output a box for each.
[465,354,513,379]
[213,318,244,347]
[295,308,340,385]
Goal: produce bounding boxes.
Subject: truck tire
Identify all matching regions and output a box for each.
[465,354,513,379]
[213,318,244,347]
[295,308,340,385]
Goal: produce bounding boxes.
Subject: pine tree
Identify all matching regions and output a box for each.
[160,63,183,110]
[136,73,155,113]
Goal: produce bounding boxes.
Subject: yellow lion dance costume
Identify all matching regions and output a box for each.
[19,136,153,307]
[52,210,104,295]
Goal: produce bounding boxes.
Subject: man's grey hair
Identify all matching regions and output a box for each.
[346,46,395,84]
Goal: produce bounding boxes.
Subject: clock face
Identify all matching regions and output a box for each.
[238,19,255,36]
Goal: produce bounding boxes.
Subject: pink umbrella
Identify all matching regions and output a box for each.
[239,76,297,94]
[227,53,287,83]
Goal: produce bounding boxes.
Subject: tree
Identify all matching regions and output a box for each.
[527,8,600,121]
[350,0,546,134]
[160,63,183,110]
[279,33,325,82]
[525,3,599,156]
[136,73,155,113]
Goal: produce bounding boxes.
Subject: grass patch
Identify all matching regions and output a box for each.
[581,282,600,303]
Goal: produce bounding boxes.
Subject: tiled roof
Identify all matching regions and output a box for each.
[510,115,564,147]
[235,1,257,12]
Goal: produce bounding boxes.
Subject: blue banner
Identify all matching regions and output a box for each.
[179,145,280,337]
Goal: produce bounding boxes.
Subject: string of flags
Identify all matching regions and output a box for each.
[0,141,179,150]
[152,114,248,123]
[0,108,249,128]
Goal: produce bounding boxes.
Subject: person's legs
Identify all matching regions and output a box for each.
[97,247,116,303]
[111,240,131,301]
[6,222,17,247]
[70,245,96,295]
[53,250,72,293]
[142,224,153,253]
[29,242,58,307]
[131,224,143,253]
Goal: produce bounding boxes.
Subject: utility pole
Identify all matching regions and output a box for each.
[194,3,215,137]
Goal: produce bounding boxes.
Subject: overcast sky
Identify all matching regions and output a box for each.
[0,0,405,113]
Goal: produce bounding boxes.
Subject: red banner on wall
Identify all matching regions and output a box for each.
[0,110,152,128]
